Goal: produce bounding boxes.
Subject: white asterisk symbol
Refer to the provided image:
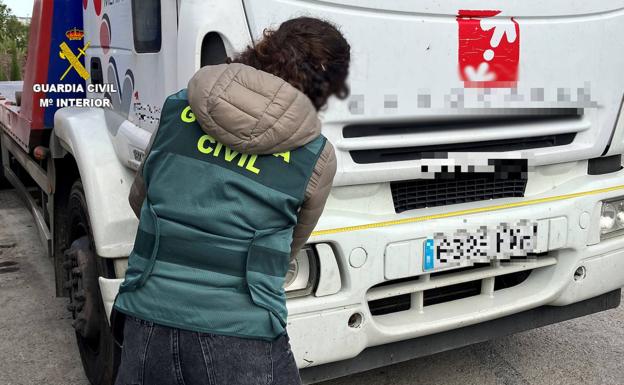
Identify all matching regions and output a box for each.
[464,62,496,82]
[480,18,517,48]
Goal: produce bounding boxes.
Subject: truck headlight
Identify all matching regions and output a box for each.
[284,246,319,298]
[600,198,624,239]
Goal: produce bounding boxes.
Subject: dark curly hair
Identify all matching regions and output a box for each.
[227,17,351,110]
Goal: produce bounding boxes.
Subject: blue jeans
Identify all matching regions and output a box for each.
[114,315,302,385]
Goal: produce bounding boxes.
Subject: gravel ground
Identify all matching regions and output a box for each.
[0,190,86,385]
[0,189,622,385]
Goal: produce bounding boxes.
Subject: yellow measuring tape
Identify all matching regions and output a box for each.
[310,184,624,237]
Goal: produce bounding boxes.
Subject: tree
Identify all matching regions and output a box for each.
[0,2,29,50]
[10,44,20,80]
[5,17,29,49]
[0,0,29,81]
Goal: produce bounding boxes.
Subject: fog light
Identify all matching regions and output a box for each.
[284,246,318,298]
[617,206,624,227]
[284,258,300,288]
[600,203,617,233]
[600,198,624,240]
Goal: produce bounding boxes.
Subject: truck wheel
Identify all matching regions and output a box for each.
[64,181,119,385]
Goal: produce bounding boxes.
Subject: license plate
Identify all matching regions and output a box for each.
[423,221,538,272]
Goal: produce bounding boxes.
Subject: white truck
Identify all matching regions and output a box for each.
[1,1,624,384]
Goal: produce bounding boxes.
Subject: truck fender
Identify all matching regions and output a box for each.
[99,277,124,324]
[53,107,138,259]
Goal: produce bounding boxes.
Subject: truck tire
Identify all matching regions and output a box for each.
[63,181,119,385]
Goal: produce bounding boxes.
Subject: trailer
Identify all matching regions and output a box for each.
[1,1,624,384]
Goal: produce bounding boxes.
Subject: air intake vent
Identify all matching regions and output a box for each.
[367,254,554,317]
[391,159,527,213]
[343,109,582,139]
[350,133,575,164]
[368,264,536,315]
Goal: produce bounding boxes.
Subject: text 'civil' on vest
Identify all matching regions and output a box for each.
[181,106,291,175]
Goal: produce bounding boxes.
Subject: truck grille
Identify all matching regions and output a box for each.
[343,109,582,163]
[391,159,527,213]
[343,110,582,140]
[333,110,586,187]
[349,133,575,164]
[369,267,533,316]
[367,254,554,316]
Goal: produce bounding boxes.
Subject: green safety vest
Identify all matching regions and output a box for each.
[113,89,326,341]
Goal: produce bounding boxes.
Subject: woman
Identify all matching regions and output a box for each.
[112,17,350,385]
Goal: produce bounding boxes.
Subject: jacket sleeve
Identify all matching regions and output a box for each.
[290,140,337,260]
[128,127,159,219]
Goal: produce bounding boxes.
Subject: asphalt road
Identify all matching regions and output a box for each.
[1,189,623,385]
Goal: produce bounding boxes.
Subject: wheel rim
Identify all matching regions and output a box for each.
[64,237,101,345]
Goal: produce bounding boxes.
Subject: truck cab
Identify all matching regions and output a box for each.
[1,1,624,385]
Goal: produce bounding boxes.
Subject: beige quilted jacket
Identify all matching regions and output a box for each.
[128,63,337,259]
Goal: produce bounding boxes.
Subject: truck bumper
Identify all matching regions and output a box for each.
[299,289,621,384]
[99,170,624,378]
[286,169,624,372]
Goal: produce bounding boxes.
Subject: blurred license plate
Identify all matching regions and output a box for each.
[423,221,538,272]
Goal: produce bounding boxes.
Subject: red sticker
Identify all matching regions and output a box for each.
[94,0,102,16]
[100,20,110,55]
[457,10,520,88]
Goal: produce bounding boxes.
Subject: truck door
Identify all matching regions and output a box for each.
[84,0,177,168]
